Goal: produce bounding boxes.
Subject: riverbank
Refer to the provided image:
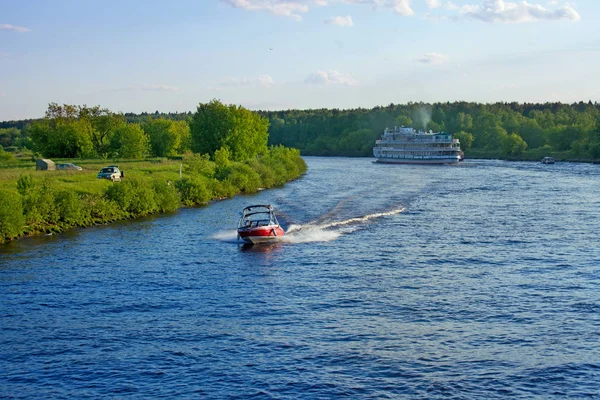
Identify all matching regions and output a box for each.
[0,146,306,244]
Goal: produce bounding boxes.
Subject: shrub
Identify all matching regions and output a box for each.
[183,152,215,177]
[0,189,25,243]
[152,180,180,212]
[89,196,125,222]
[17,174,35,196]
[105,181,135,215]
[127,180,157,216]
[175,176,211,206]
[209,178,237,199]
[21,179,60,230]
[105,180,157,217]
[226,163,261,193]
[55,190,88,226]
[0,146,15,161]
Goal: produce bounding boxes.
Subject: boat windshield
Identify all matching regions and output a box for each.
[239,207,278,228]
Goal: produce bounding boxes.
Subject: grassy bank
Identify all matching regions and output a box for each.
[0,146,306,244]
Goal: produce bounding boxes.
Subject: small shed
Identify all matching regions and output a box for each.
[36,158,56,171]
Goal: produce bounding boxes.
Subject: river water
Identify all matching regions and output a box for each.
[1,157,599,399]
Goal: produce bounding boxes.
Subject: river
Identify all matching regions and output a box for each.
[1,157,599,399]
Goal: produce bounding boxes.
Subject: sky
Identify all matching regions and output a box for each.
[1,0,599,120]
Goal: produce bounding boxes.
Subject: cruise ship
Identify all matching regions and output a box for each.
[373,126,462,164]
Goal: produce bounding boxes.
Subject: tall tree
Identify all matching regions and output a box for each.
[143,118,186,157]
[109,124,148,159]
[190,99,269,161]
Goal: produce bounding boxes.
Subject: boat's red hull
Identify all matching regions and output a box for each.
[237,225,285,244]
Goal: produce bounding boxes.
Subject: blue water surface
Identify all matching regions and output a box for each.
[1,157,599,399]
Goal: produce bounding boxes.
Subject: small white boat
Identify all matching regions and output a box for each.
[541,156,555,164]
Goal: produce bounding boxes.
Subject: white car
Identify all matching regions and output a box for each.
[97,166,123,182]
[56,163,83,170]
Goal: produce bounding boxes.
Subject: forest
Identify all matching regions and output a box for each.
[259,101,600,161]
[2,101,599,161]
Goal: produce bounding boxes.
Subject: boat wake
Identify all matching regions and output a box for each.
[211,231,239,243]
[283,207,405,244]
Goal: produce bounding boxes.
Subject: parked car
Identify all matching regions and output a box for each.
[97,166,123,182]
[56,163,83,171]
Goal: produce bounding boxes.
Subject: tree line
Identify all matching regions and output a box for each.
[258,101,600,160]
[2,101,599,161]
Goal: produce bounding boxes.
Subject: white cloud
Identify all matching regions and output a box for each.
[221,0,415,18]
[258,74,276,88]
[305,70,358,85]
[221,0,310,21]
[0,24,31,33]
[416,52,448,64]
[460,0,581,23]
[390,0,415,15]
[426,0,440,9]
[324,15,354,26]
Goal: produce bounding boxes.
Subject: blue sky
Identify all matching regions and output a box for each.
[1,0,598,120]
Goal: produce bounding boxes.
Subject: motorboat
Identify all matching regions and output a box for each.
[541,156,555,164]
[237,205,285,244]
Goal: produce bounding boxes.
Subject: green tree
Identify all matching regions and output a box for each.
[190,99,269,161]
[0,127,20,148]
[395,115,412,127]
[454,131,474,150]
[110,124,149,159]
[77,105,126,155]
[502,133,528,155]
[30,118,95,158]
[144,118,182,157]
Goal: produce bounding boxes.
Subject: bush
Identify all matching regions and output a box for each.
[89,196,125,222]
[55,190,88,226]
[21,179,60,231]
[226,163,261,193]
[209,178,237,199]
[0,146,15,161]
[105,180,157,217]
[17,174,35,195]
[152,180,180,212]
[105,181,135,215]
[175,176,211,206]
[183,152,215,177]
[0,189,25,243]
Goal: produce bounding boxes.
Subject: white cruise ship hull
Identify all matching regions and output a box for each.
[374,156,460,165]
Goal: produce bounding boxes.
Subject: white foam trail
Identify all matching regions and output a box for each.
[313,207,405,229]
[282,226,341,243]
[211,230,239,243]
[284,207,405,243]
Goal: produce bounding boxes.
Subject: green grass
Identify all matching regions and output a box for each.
[0,149,307,244]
